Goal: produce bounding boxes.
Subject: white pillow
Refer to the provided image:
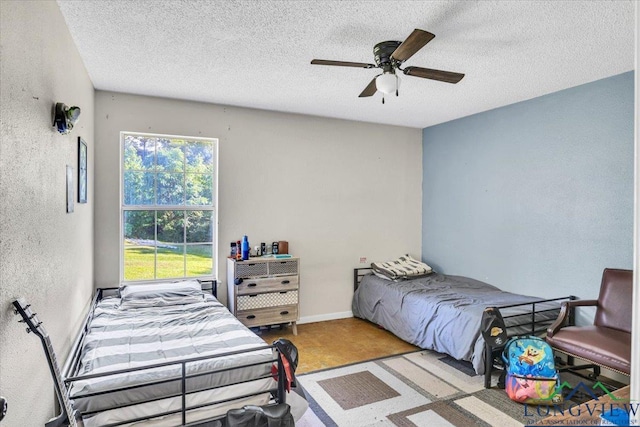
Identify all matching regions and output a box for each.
[120,279,201,298]
[119,293,205,309]
[119,279,204,308]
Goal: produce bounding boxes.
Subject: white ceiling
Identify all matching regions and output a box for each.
[56,1,635,129]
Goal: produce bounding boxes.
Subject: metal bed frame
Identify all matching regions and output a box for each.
[58,281,289,427]
[353,268,575,389]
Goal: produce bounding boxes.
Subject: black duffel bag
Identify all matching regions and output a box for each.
[224,403,294,427]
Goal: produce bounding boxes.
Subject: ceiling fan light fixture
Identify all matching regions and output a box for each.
[375,73,399,95]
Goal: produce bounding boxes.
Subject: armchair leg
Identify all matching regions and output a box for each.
[557,359,602,381]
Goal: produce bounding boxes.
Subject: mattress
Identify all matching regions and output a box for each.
[68,294,275,426]
[351,273,561,375]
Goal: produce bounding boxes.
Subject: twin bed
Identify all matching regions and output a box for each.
[352,265,573,387]
[58,280,294,427]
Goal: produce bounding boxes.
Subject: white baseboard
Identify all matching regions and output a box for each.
[298,311,353,325]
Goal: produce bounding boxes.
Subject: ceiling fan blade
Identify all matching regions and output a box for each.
[311,59,376,69]
[403,66,465,83]
[391,29,435,62]
[358,78,378,97]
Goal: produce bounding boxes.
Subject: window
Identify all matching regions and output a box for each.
[121,132,217,282]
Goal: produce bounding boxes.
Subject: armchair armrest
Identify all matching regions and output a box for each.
[547,299,598,338]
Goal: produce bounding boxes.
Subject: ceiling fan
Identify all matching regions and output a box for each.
[311,29,464,103]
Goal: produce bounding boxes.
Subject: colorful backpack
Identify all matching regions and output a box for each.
[502,336,562,405]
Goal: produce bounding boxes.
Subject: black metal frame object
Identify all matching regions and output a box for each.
[482,295,576,388]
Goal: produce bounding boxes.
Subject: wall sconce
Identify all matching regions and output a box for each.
[53,102,81,135]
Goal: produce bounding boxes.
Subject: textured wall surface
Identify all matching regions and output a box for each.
[94,92,422,320]
[0,1,95,425]
[422,72,634,312]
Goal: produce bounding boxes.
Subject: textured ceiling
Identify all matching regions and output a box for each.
[56,0,635,128]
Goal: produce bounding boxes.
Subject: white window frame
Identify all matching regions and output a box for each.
[119,131,219,283]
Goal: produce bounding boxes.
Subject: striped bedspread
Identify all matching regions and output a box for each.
[69,294,275,425]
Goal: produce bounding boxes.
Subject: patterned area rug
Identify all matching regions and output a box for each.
[295,350,546,427]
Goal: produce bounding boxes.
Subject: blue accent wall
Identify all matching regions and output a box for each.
[422,72,634,301]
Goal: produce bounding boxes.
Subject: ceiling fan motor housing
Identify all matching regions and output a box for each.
[373,40,402,70]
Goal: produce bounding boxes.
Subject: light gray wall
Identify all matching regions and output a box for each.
[422,72,634,309]
[0,1,95,425]
[94,92,422,321]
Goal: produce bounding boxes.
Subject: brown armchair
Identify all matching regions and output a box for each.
[546,268,633,376]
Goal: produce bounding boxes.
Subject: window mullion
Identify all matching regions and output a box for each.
[183,210,187,278]
[154,210,158,280]
[154,142,158,280]
[123,205,212,210]
[182,147,187,278]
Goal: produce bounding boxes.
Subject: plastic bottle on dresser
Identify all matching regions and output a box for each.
[241,235,250,260]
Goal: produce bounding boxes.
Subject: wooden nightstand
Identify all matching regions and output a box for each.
[227,257,300,335]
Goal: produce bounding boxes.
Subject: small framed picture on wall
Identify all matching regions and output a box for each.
[66,165,74,213]
[78,137,87,203]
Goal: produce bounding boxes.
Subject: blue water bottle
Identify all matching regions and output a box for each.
[241,235,250,260]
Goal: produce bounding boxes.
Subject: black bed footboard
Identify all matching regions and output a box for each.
[495,296,576,337]
[66,345,286,427]
[60,287,290,427]
[482,296,576,388]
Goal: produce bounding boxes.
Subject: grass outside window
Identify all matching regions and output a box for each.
[123,244,213,281]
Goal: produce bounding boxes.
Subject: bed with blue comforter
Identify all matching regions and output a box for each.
[352,272,563,375]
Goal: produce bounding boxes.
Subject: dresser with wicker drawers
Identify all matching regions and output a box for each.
[226,257,300,335]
